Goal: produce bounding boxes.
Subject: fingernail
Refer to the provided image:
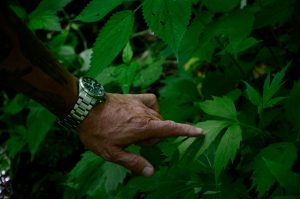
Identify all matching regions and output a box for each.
[142,166,154,177]
[196,128,204,135]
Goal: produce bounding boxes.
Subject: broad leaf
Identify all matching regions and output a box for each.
[199,96,238,121]
[143,0,192,53]
[203,0,240,12]
[26,104,56,158]
[4,94,28,115]
[133,58,163,88]
[252,142,297,198]
[159,78,199,122]
[75,0,123,22]
[115,62,139,94]
[263,158,300,194]
[194,120,230,159]
[67,152,127,195]
[89,11,134,76]
[100,162,128,193]
[66,152,104,197]
[285,80,300,133]
[214,124,242,178]
[29,0,72,31]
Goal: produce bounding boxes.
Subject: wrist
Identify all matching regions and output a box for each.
[58,77,106,129]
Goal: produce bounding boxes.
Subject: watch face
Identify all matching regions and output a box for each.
[80,77,105,98]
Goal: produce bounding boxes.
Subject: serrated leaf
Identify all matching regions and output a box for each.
[252,142,297,198]
[66,151,104,197]
[4,94,28,115]
[214,124,242,178]
[263,65,288,106]
[194,120,230,159]
[263,158,300,193]
[264,96,286,108]
[67,152,127,195]
[244,81,262,112]
[28,0,71,31]
[178,137,197,159]
[133,58,163,88]
[199,96,238,121]
[89,11,134,76]
[122,42,133,64]
[100,162,128,193]
[285,80,300,133]
[159,78,199,122]
[26,104,55,158]
[203,0,240,12]
[115,62,138,94]
[142,0,192,53]
[95,67,117,86]
[75,0,123,22]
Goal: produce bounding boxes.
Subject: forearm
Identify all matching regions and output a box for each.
[0,5,77,117]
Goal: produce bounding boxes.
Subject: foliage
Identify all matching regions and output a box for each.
[1,0,300,198]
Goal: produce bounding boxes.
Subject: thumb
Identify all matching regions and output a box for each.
[113,149,154,177]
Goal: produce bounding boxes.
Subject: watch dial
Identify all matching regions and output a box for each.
[81,77,104,97]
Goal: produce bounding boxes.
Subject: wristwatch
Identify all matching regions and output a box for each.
[58,77,106,129]
[0,170,12,199]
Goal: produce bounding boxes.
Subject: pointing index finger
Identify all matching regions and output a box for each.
[147,120,204,138]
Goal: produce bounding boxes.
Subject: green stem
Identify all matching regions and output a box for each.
[238,122,269,136]
[214,36,246,77]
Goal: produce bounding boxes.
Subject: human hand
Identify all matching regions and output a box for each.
[78,93,203,177]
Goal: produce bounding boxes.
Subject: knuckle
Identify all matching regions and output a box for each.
[165,120,176,128]
[148,93,157,100]
[128,155,141,166]
[101,149,115,162]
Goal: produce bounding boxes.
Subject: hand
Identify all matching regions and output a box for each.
[78,93,203,177]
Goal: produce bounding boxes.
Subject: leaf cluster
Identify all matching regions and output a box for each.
[1,0,300,198]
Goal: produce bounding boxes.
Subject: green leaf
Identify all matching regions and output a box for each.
[75,0,123,22]
[26,104,56,158]
[28,0,72,31]
[285,80,300,133]
[95,66,117,86]
[115,62,139,94]
[159,78,199,122]
[143,0,192,53]
[203,0,240,12]
[244,81,262,112]
[263,65,288,106]
[100,162,128,193]
[214,124,242,178]
[199,96,238,121]
[199,10,254,46]
[263,158,300,194]
[4,94,28,115]
[89,11,134,76]
[67,152,127,195]
[252,142,297,198]
[194,120,230,159]
[122,42,133,64]
[133,58,163,88]
[272,196,298,199]
[263,96,286,108]
[67,151,104,196]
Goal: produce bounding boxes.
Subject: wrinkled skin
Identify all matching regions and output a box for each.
[78,93,203,177]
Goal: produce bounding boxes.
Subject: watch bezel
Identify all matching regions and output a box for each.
[79,77,105,99]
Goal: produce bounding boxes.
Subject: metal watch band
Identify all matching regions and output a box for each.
[0,170,12,199]
[58,78,104,129]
